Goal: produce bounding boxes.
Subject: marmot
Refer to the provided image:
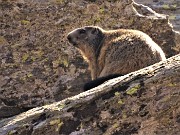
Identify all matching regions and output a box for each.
[67,26,166,90]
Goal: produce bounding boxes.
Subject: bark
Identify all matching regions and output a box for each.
[0,54,179,135]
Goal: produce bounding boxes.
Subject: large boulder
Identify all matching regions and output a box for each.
[135,0,180,31]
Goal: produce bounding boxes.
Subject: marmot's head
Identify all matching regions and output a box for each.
[67,26,104,51]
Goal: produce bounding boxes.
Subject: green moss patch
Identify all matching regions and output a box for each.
[126,84,140,95]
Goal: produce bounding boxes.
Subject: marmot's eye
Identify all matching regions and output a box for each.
[79,29,86,34]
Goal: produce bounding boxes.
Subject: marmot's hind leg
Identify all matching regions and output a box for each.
[83,74,122,91]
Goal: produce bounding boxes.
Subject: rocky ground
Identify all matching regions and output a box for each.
[0,0,180,134]
[0,0,180,119]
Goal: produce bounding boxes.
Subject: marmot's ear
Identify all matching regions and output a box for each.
[91,27,98,34]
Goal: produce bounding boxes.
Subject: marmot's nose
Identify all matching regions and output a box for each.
[67,34,77,46]
[67,35,72,42]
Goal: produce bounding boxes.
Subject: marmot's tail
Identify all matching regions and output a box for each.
[84,74,123,91]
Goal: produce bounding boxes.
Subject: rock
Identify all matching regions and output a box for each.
[0,0,179,118]
[0,54,179,135]
[135,0,180,31]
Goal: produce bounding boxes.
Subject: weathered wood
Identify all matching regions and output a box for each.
[0,54,179,135]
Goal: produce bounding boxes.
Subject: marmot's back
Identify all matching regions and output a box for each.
[67,26,166,79]
[99,29,166,77]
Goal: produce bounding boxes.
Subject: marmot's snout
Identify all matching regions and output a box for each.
[67,34,72,42]
[67,34,76,45]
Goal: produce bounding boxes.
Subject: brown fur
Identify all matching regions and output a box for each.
[67,26,166,80]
